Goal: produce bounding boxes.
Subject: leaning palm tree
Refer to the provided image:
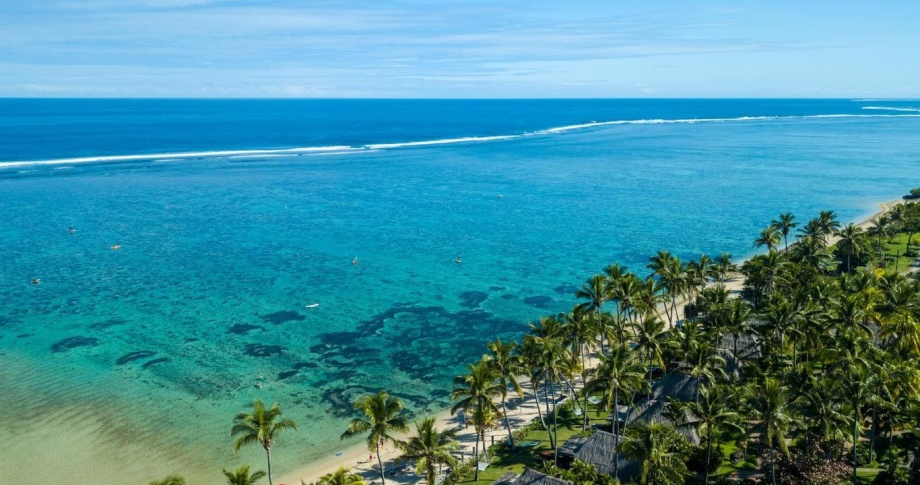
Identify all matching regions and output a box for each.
[223,465,267,485]
[753,226,781,252]
[402,417,459,485]
[341,391,410,485]
[149,476,186,485]
[231,399,297,485]
[485,338,524,446]
[315,467,366,485]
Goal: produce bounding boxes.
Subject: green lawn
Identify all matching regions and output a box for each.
[881,233,919,272]
[458,404,611,485]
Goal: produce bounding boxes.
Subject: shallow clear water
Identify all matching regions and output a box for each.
[0,99,919,484]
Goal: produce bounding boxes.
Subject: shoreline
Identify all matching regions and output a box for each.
[278,196,905,484]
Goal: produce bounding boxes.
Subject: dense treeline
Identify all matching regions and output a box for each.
[441,201,920,485]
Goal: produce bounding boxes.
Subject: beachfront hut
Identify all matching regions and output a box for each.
[511,468,573,485]
[493,471,519,485]
[610,372,701,446]
[557,435,588,460]
[572,430,624,476]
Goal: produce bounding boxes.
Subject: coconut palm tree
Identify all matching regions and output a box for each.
[402,417,458,485]
[683,384,743,485]
[231,399,297,485]
[451,359,502,479]
[745,377,794,485]
[484,338,524,446]
[341,391,409,485]
[834,223,867,272]
[585,343,646,480]
[647,250,684,324]
[714,252,736,283]
[753,227,781,252]
[315,467,366,485]
[621,422,689,485]
[223,465,267,485]
[818,210,842,243]
[631,316,669,396]
[149,476,186,485]
[771,212,798,251]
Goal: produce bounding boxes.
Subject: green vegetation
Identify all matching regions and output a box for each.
[231,399,297,485]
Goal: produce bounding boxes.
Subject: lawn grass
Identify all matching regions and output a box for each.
[458,403,611,485]
[881,233,919,272]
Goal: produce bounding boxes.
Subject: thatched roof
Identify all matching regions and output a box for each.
[558,435,588,458]
[622,399,700,445]
[719,332,761,361]
[493,472,519,485]
[573,430,624,476]
[515,468,572,485]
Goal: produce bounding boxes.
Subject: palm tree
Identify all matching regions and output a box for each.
[631,316,669,396]
[745,378,794,485]
[402,417,458,485]
[223,465,267,485]
[585,344,646,480]
[753,227,781,252]
[771,212,798,251]
[792,375,851,449]
[818,210,841,242]
[231,399,298,485]
[714,252,735,283]
[647,250,683,324]
[148,476,186,485]
[621,422,689,485]
[684,384,743,485]
[315,467,366,485]
[451,359,502,479]
[835,223,867,272]
[341,391,410,485]
[484,338,524,446]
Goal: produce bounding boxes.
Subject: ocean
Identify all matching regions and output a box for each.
[1,99,918,484]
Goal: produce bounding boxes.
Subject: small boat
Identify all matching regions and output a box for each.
[305,300,320,309]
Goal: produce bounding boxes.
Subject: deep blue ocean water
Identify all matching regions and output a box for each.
[1,99,919,484]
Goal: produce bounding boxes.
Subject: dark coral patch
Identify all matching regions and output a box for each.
[116,350,156,365]
[553,284,579,296]
[16,333,33,339]
[523,295,555,309]
[459,291,488,309]
[88,319,129,330]
[245,343,284,357]
[142,357,170,368]
[228,323,266,335]
[500,294,517,300]
[292,361,318,370]
[489,285,506,292]
[51,336,99,353]
[260,310,305,325]
[278,370,299,380]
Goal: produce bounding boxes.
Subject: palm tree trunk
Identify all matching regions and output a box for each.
[532,379,547,429]
[705,432,712,485]
[265,447,274,485]
[473,433,480,481]
[376,442,387,485]
[852,413,859,485]
[500,397,514,448]
[613,385,620,481]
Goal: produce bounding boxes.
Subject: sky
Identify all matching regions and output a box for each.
[1,0,918,98]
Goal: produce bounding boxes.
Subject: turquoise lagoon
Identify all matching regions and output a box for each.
[0,100,919,484]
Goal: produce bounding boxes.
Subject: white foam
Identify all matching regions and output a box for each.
[3,113,919,169]
[862,106,920,113]
[0,146,356,169]
[364,135,516,150]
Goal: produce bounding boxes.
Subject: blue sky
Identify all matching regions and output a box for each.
[1,1,918,98]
